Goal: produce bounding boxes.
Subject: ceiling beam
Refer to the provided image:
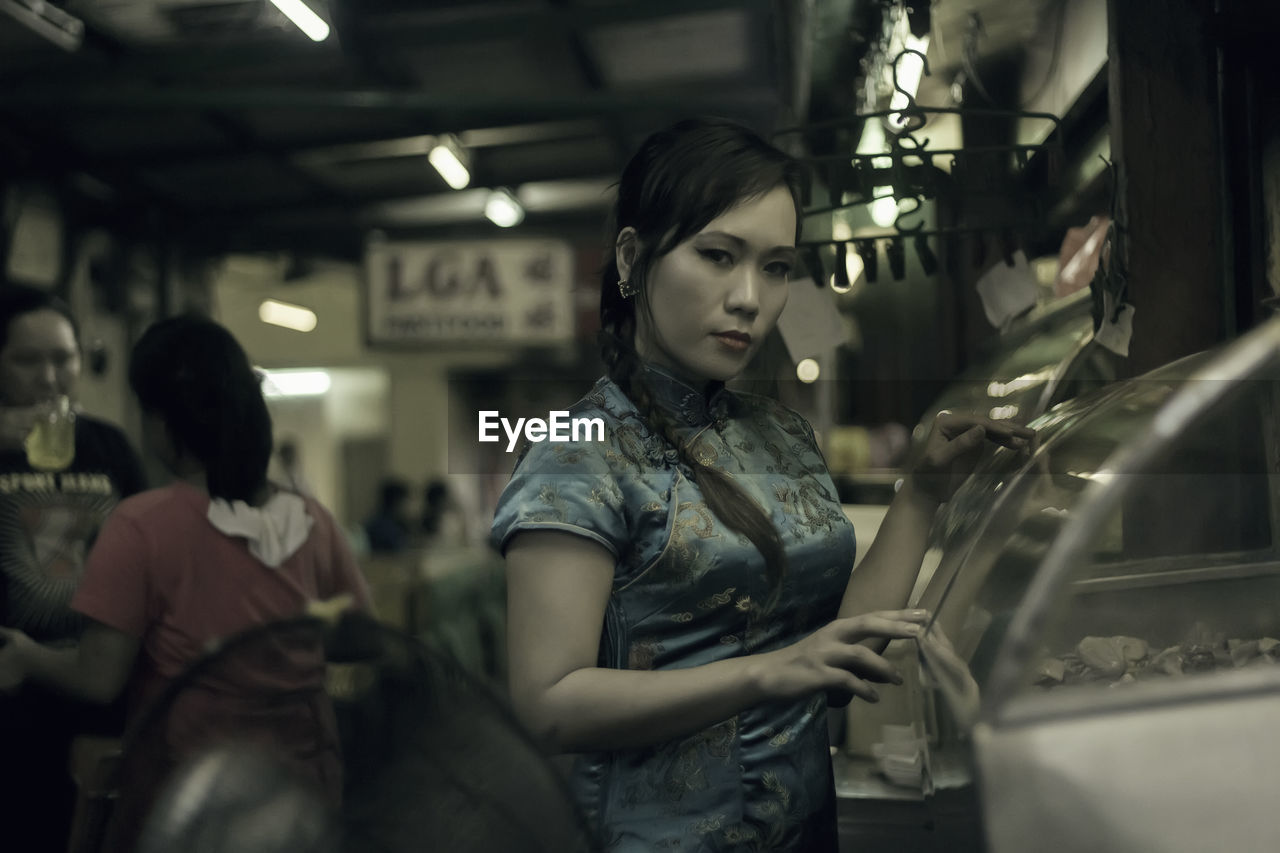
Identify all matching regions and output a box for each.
[197,110,353,209]
[0,84,784,119]
[1,0,768,89]
[198,176,617,224]
[348,0,769,48]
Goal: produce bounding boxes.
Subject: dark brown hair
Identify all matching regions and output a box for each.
[129,314,273,503]
[0,281,80,353]
[599,117,805,612]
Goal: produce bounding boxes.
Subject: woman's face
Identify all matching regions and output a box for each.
[0,309,81,406]
[630,184,797,388]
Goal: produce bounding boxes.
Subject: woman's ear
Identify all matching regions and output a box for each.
[615,227,639,283]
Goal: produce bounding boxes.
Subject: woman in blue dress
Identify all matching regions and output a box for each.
[490,118,1032,852]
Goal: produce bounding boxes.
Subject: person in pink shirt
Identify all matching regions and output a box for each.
[0,314,371,849]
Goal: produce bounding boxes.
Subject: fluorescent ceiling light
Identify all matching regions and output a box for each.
[260,370,332,398]
[485,188,525,228]
[428,136,471,190]
[259,299,318,332]
[268,0,330,42]
[0,0,84,51]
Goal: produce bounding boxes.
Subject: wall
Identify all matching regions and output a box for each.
[1018,0,1108,145]
[211,253,536,528]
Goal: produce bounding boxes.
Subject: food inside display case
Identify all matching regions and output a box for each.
[1033,628,1280,688]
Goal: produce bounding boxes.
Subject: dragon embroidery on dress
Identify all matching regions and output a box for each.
[698,586,737,611]
[628,639,664,670]
[653,501,719,582]
[621,717,737,811]
[773,482,843,542]
[605,422,654,476]
[548,445,589,465]
[586,479,624,508]
[527,483,570,523]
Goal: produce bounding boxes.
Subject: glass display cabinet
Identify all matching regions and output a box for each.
[912,289,1116,445]
[852,316,1280,853]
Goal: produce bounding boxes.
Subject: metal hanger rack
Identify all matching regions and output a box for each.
[776,46,1065,286]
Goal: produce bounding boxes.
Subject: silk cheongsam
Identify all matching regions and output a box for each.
[491,364,857,852]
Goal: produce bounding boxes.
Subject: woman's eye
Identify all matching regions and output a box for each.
[698,249,733,266]
[765,262,792,278]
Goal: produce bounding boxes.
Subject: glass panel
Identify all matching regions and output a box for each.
[916,296,1094,436]
[1024,371,1279,696]
[917,351,1280,728]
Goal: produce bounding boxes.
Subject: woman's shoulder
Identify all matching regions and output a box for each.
[566,375,635,422]
[727,388,814,437]
[111,482,201,524]
[512,378,653,466]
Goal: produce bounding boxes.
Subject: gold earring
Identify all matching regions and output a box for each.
[618,278,638,298]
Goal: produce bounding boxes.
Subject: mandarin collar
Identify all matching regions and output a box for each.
[639,362,732,429]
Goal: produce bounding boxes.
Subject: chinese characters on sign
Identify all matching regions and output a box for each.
[365,239,574,345]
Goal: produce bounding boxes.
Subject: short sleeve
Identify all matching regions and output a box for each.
[72,513,153,638]
[489,438,628,558]
[314,501,374,611]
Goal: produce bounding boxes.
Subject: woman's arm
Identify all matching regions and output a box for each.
[0,620,138,704]
[839,413,1035,629]
[838,478,938,622]
[506,530,924,754]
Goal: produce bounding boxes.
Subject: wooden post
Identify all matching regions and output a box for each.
[1108,0,1224,375]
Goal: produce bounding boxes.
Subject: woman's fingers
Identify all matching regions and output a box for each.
[827,668,879,703]
[825,643,902,685]
[934,411,1036,447]
[831,610,929,642]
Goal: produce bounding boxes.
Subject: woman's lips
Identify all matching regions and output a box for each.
[712,332,751,352]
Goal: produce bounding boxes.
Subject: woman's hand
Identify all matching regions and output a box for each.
[918,622,981,726]
[909,412,1036,504]
[758,610,930,707]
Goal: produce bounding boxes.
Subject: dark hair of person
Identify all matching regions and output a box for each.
[422,479,449,535]
[128,314,273,503]
[598,117,805,612]
[0,281,81,353]
[378,478,409,510]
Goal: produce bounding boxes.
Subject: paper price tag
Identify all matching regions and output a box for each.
[1095,290,1135,357]
[975,250,1038,328]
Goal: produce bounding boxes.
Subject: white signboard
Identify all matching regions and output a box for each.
[365,239,574,345]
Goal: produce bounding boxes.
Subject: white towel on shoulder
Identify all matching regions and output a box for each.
[206,491,315,568]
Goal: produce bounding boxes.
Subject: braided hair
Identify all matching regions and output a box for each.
[599,118,805,612]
